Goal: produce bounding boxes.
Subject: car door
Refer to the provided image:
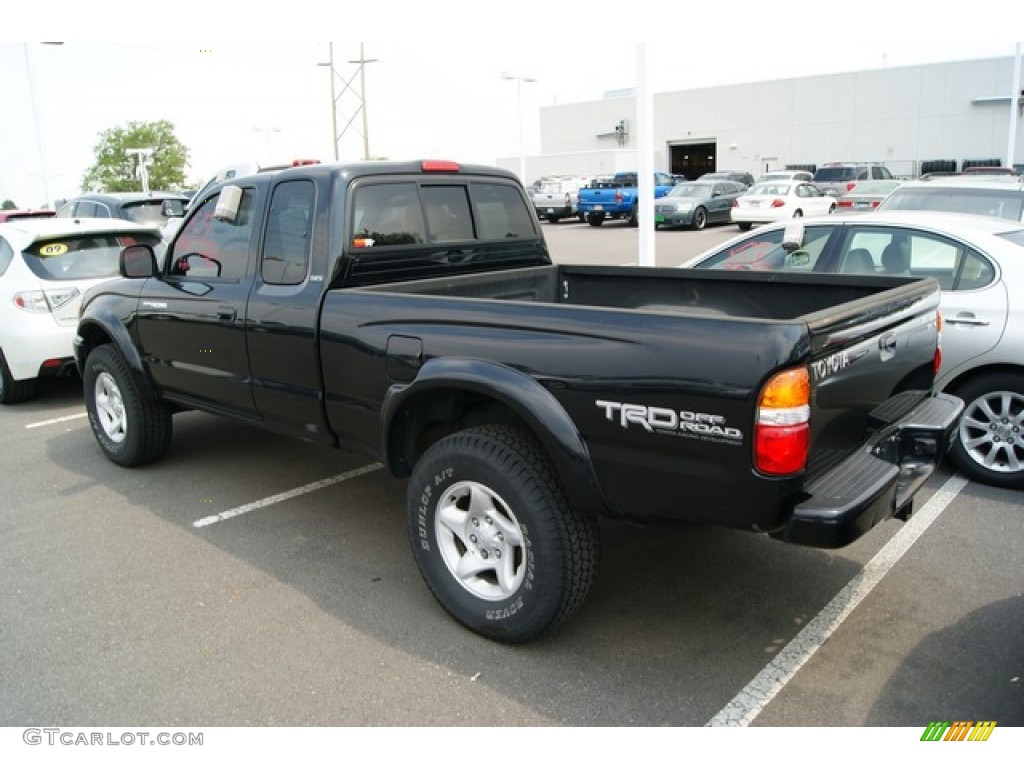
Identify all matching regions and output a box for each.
[708,183,735,222]
[133,186,260,417]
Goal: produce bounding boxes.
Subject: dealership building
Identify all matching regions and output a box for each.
[501,55,1023,183]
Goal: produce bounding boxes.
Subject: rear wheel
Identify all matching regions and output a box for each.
[0,349,37,404]
[692,207,707,230]
[627,204,638,227]
[83,345,172,467]
[949,373,1024,489]
[737,222,752,232]
[546,215,561,224]
[586,213,604,227]
[407,425,600,643]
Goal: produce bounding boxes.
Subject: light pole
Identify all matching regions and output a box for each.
[501,73,536,185]
[23,43,62,208]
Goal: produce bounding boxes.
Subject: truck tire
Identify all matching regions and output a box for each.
[83,345,172,467]
[586,213,604,227]
[0,348,37,404]
[692,207,708,230]
[628,204,638,227]
[407,425,600,643]
[949,372,1024,489]
[546,214,561,224]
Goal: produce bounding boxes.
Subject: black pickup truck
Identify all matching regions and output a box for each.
[74,159,961,643]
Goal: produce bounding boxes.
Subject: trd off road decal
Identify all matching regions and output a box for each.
[596,400,743,445]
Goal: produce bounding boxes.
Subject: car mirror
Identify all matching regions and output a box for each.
[782,221,805,252]
[121,244,156,278]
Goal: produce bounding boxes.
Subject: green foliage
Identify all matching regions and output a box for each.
[1,199,17,210]
[81,120,190,193]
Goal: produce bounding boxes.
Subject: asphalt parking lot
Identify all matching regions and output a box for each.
[2,217,1021,737]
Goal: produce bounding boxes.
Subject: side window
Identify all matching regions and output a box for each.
[77,201,100,217]
[262,180,314,285]
[955,250,996,290]
[168,188,256,280]
[351,182,425,246]
[841,227,963,288]
[698,226,834,272]
[0,235,13,276]
[422,185,473,243]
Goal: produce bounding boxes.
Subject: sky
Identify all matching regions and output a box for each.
[2,4,1020,209]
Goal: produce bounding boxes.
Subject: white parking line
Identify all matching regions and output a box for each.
[192,463,385,528]
[25,412,88,429]
[706,473,969,727]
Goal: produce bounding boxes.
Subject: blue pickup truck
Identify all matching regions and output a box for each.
[577,171,678,226]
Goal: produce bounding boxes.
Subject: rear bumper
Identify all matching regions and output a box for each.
[774,392,963,548]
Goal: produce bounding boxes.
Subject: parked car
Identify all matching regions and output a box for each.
[0,217,164,403]
[0,209,56,223]
[755,170,814,184]
[834,179,904,212]
[56,192,189,233]
[730,180,836,230]
[699,170,755,188]
[877,175,1024,222]
[681,210,1024,489]
[654,180,746,230]
[531,175,591,223]
[812,162,894,197]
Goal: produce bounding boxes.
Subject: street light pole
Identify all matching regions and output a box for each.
[23,44,52,208]
[501,73,536,185]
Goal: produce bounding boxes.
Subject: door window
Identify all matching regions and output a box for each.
[262,180,314,284]
[168,188,256,280]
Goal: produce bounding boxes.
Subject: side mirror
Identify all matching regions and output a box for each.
[121,244,157,278]
[782,220,805,253]
[214,185,243,222]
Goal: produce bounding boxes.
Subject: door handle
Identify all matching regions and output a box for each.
[216,306,236,322]
[945,315,990,327]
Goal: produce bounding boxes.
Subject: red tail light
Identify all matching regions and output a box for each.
[615,190,623,204]
[846,182,857,191]
[291,159,321,166]
[934,311,943,375]
[770,198,785,208]
[755,367,811,475]
[421,160,460,173]
[837,200,853,208]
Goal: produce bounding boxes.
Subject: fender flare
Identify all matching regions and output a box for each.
[382,357,609,516]
[76,308,159,400]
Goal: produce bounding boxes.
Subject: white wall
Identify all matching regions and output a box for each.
[504,56,1023,181]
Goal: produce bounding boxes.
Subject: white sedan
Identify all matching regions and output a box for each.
[682,210,1024,490]
[730,181,836,230]
[0,218,163,403]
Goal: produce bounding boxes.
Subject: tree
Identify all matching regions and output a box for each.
[81,120,189,193]
[2,200,16,210]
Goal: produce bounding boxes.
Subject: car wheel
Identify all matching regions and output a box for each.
[628,204,639,227]
[0,348,37,404]
[586,214,604,227]
[407,425,600,643]
[737,222,752,231]
[949,373,1024,489]
[692,207,707,230]
[546,215,561,224]
[83,345,173,467]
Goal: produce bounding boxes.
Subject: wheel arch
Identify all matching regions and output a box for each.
[76,311,159,400]
[941,362,1024,398]
[382,358,608,516]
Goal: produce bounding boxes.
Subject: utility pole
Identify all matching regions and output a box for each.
[319,43,377,161]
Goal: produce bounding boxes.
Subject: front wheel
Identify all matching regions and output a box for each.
[949,373,1024,489]
[407,425,600,643]
[83,345,172,467]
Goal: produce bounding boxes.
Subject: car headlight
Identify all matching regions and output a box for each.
[677,203,694,212]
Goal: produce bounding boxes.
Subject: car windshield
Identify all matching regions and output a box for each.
[814,167,859,182]
[666,184,711,198]
[879,187,1024,221]
[121,199,185,226]
[22,233,162,281]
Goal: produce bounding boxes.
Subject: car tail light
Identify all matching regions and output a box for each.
[837,199,853,208]
[770,198,785,208]
[14,288,81,313]
[564,193,571,206]
[934,311,943,375]
[421,160,460,173]
[755,366,811,475]
[615,190,623,204]
[846,182,857,191]
[731,199,739,207]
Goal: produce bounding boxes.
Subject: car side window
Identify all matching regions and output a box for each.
[839,227,968,289]
[954,250,996,290]
[262,180,314,285]
[0,235,13,276]
[697,226,835,272]
[167,188,256,281]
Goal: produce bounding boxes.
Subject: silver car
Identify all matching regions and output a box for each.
[681,210,1024,489]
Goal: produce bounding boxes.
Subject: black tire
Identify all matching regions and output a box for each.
[949,373,1024,489]
[407,425,600,643]
[737,222,752,232]
[586,213,604,227]
[83,345,172,467]
[692,207,707,230]
[0,348,37,404]
[546,215,561,224]
[627,204,638,227]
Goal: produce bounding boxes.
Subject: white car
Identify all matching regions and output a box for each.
[0,218,163,403]
[730,181,836,230]
[681,210,1024,489]
[754,169,814,184]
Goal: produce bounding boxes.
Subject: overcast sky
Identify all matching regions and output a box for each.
[2,6,1018,208]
